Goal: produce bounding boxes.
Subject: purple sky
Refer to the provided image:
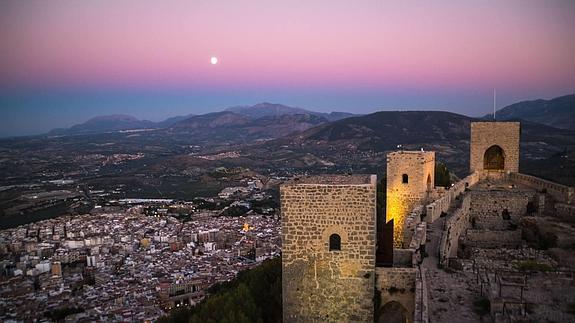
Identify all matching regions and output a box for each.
[1,0,574,137]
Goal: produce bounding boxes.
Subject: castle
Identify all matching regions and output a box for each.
[281,121,575,322]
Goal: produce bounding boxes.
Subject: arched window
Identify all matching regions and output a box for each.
[329,234,341,251]
[402,174,409,184]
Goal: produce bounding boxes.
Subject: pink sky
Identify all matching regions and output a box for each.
[1,0,574,91]
[1,0,575,137]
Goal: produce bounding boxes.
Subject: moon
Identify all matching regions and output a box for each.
[210,56,218,65]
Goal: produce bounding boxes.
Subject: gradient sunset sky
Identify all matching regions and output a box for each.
[1,0,574,137]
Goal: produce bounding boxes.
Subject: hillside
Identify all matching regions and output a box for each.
[484,94,575,130]
[240,111,575,178]
[159,257,281,323]
[167,111,328,144]
[48,114,193,136]
[48,115,155,135]
[226,102,356,121]
[47,102,354,137]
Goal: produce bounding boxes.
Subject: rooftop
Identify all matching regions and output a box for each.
[283,174,376,186]
[387,150,435,156]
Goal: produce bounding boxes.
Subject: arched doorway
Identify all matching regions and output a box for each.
[483,145,505,170]
[426,174,432,191]
[378,301,408,323]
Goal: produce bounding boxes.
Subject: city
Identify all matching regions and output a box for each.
[0,184,281,321]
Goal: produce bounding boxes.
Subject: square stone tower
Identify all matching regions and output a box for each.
[386,151,435,247]
[281,175,377,322]
[470,122,520,173]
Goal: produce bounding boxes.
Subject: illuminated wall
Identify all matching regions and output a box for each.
[281,175,377,322]
[386,151,435,247]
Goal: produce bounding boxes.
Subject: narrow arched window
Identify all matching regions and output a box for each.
[402,174,409,184]
[329,234,341,251]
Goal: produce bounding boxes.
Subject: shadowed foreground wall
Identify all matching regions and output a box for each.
[281,175,377,322]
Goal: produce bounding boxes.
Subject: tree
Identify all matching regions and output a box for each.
[159,257,282,323]
[435,162,451,187]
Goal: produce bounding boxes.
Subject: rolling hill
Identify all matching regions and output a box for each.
[48,114,194,136]
[168,111,328,143]
[484,94,575,130]
[246,111,575,178]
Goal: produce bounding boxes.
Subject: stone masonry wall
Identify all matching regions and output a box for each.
[281,175,377,322]
[469,190,535,230]
[403,205,423,247]
[387,151,435,247]
[375,267,417,323]
[470,122,520,173]
[510,172,574,204]
[439,194,471,266]
[426,172,481,223]
[463,230,522,249]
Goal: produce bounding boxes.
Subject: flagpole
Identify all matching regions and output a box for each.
[493,88,496,120]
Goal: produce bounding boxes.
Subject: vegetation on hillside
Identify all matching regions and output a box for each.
[159,257,282,323]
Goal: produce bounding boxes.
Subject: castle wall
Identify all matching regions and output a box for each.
[281,175,377,322]
[403,205,423,248]
[414,268,429,323]
[439,188,536,265]
[510,172,574,204]
[469,190,535,230]
[375,267,417,323]
[426,172,481,223]
[387,151,435,247]
[470,122,520,173]
[439,194,471,266]
[463,230,522,249]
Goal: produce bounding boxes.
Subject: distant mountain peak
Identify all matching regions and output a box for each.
[48,113,190,136]
[86,114,140,122]
[226,102,357,121]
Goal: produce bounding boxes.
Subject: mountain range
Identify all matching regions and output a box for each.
[226,102,356,121]
[2,95,574,193]
[48,103,355,136]
[48,114,194,136]
[48,94,574,137]
[483,94,575,130]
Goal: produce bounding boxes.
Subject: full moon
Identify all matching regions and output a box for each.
[210,56,218,65]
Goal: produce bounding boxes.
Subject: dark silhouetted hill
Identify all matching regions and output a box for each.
[169,111,327,142]
[484,94,575,130]
[255,110,575,178]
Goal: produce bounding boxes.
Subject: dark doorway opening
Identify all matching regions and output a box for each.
[483,145,505,170]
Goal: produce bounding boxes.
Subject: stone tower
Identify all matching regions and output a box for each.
[470,121,520,173]
[281,175,377,322]
[386,151,435,247]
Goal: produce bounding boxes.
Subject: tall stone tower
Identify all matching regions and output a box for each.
[470,122,520,173]
[386,151,435,247]
[281,175,377,322]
